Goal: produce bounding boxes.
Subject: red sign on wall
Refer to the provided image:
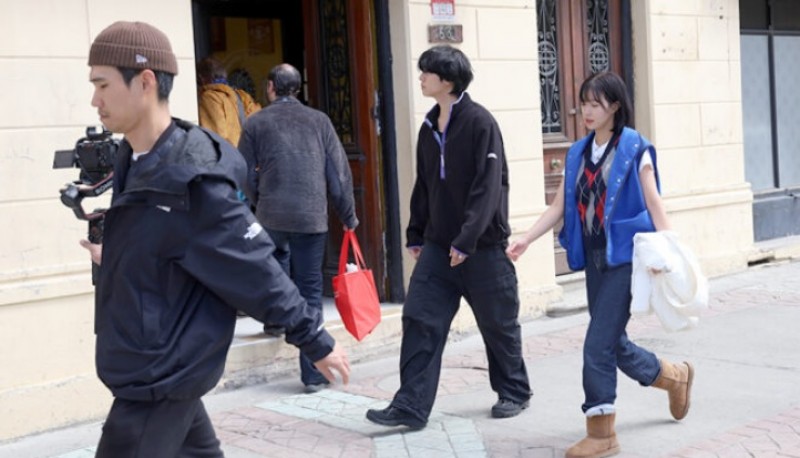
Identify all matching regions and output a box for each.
[431,0,455,22]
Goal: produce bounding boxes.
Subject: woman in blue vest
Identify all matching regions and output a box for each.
[506,72,694,458]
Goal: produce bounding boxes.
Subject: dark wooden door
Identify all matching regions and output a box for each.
[303,0,386,299]
[537,0,626,274]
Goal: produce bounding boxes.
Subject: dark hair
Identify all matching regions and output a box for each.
[417,45,473,95]
[579,71,633,131]
[196,57,227,83]
[119,67,174,102]
[229,68,257,99]
[268,64,302,97]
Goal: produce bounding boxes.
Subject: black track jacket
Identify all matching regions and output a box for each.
[95,119,334,402]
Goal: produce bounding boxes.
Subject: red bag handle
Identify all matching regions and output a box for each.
[338,230,367,274]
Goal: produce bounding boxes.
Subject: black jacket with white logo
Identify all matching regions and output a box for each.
[96,119,334,401]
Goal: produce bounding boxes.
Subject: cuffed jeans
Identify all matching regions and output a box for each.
[581,247,660,413]
[391,242,531,421]
[267,229,330,386]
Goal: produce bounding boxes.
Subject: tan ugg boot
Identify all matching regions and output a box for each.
[565,413,620,458]
[652,359,694,420]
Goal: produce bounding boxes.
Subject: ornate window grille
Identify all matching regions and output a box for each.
[320,0,354,145]
[587,0,611,73]
[537,0,561,134]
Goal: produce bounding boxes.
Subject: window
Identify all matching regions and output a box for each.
[740,0,800,191]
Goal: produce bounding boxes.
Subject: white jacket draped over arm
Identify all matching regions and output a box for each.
[631,231,708,332]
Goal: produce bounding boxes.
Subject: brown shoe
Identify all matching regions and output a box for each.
[565,413,620,458]
[652,359,694,420]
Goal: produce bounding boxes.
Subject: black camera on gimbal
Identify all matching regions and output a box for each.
[53,126,119,244]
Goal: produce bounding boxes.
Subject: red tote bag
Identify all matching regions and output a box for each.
[332,230,381,341]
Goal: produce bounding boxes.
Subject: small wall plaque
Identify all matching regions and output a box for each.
[431,0,456,22]
[428,24,463,44]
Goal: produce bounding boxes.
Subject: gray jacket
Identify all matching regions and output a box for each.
[238,96,358,233]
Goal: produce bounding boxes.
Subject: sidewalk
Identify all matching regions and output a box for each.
[3,259,800,457]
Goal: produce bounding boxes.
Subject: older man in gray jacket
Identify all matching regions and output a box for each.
[238,63,359,393]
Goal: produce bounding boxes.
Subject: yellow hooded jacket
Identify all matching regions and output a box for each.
[198,83,261,147]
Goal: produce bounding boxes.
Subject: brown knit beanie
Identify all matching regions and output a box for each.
[88,21,178,75]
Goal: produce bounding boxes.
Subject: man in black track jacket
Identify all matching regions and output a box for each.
[79,21,349,457]
[366,45,531,430]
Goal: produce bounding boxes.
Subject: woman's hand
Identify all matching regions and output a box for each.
[506,238,531,262]
[506,176,566,262]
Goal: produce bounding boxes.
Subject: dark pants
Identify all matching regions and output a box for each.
[95,398,222,458]
[581,247,660,412]
[391,242,531,421]
[267,229,329,386]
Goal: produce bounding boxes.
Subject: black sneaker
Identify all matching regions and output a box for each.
[263,325,285,337]
[366,405,427,429]
[491,398,530,418]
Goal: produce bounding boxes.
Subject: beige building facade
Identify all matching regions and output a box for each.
[0,0,775,441]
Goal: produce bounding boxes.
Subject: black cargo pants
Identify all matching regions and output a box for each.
[95,397,223,458]
[390,242,532,421]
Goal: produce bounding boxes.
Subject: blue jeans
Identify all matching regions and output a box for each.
[267,230,329,386]
[581,247,660,412]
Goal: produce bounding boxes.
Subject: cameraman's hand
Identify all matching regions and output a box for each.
[79,240,102,266]
[313,343,350,385]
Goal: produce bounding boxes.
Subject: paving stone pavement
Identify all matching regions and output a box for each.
[3,260,800,458]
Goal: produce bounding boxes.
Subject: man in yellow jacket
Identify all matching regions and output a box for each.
[197,57,261,146]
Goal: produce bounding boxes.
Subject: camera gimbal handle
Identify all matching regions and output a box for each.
[59,172,113,222]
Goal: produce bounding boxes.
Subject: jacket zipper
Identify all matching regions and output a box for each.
[431,93,465,180]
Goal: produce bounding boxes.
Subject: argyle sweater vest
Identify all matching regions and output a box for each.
[576,134,620,248]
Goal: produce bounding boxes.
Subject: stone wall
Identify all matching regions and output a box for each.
[632,0,753,276]
[0,0,198,440]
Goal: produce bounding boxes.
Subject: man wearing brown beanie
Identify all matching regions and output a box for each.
[80,21,350,457]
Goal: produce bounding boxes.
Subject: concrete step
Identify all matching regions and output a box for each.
[218,300,405,392]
